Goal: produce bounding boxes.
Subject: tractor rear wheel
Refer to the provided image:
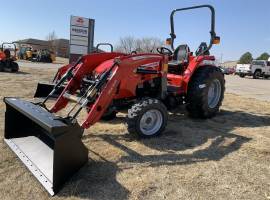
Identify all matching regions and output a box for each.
[127,98,168,138]
[186,66,225,118]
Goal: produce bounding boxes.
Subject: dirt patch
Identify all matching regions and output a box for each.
[0,67,269,200]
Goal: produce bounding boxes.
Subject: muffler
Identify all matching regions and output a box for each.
[3,97,88,195]
[34,82,64,98]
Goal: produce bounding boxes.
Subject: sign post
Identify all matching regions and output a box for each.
[69,16,95,63]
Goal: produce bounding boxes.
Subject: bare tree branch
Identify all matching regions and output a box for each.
[115,36,163,53]
[46,31,57,51]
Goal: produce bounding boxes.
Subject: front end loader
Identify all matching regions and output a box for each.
[3,4,225,195]
[4,52,168,195]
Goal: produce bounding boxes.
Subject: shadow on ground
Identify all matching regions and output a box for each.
[58,108,270,199]
[59,155,129,200]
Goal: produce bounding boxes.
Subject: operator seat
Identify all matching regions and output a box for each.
[4,49,11,59]
[168,44,190,74]
[195,42,210,56]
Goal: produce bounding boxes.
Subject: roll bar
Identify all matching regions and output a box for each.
[96,43,114,52]
[170,4,219,53]
[1,42,17,50]
[1,42,18,56]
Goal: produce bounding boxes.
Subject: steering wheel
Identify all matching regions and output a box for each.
[157,47,173,56]
[131,51,137,55]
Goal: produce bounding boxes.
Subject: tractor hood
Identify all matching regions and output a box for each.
[94,59,115,74]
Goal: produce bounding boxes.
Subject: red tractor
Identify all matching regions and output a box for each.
[3,5,224,195]
[0,43,19,72]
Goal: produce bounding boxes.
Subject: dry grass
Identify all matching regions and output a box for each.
[0,67,269,200]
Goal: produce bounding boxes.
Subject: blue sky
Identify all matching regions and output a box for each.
[0,0,269,61]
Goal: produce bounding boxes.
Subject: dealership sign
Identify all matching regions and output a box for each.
[70,16,89,27]
[70,27,88,37]
[70,16,95,62]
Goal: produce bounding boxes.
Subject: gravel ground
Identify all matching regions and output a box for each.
[0,66,269,200]
[225,75,270,102]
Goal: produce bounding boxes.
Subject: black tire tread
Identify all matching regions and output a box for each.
[186,66,225,118]
[127,98,168,138]
[253,70,261,79]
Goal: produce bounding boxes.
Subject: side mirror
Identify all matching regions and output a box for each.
[213,36,220,44]
[165,38,172,45]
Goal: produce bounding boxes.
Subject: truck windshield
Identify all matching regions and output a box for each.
[252,61,265,66]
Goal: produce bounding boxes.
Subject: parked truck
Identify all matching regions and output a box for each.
[251,59,270,79]
[236,59,270,79]
[235,64,252,77]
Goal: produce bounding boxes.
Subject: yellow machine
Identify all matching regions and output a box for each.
[19,47,55,63]
[19,46,35,60]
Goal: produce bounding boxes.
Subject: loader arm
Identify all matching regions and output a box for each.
[50,53,125,112]
[82,65,121,128]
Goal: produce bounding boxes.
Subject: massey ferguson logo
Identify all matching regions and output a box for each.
[76,17,84,24]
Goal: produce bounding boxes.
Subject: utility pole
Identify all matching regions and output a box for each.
[220,53,223,64]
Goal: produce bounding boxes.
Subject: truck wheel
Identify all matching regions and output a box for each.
[127,98,168,138]
[239,74,245,78]
[263,75,269,79]
[186,66,225,118]
[253,70,261,79]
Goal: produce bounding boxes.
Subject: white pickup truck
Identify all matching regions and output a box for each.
[235,64,252,78]
[236,59,270,79]
[251,59,270,79]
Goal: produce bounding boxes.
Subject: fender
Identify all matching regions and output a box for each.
[182,55,215,92]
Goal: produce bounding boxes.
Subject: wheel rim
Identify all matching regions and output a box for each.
[139,109,163,136]
[255,71,260,78]
[208,79,222,109]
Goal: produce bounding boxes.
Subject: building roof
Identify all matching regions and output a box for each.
[222,61,238,68]
[13,38,50,47]
[13,38,70,47]
[53,39,69,48]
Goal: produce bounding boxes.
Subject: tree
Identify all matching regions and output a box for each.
[115,36,163,53]
[46,31,57,52]
[238,52,253,64]
[115,36,136,53]
[256,52,270,60]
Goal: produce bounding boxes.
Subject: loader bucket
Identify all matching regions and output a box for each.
[3,97,88,195]
[34,82,64,98]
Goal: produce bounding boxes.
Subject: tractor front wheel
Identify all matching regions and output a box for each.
[186,66,225,118]
[127,98,168,138]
